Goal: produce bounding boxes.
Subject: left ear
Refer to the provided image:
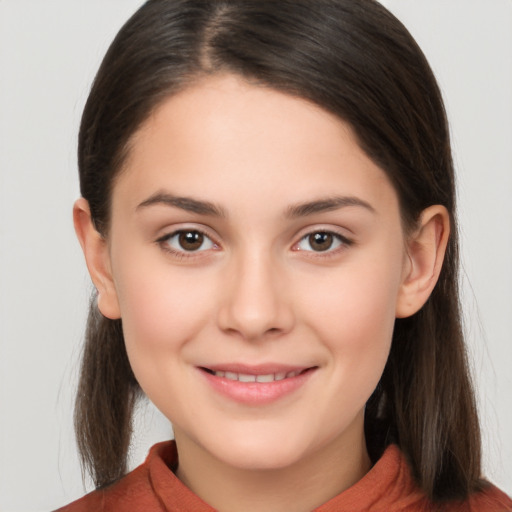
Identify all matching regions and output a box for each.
[395,205,450,318]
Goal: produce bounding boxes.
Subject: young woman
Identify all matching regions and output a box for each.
[57,1,512,510]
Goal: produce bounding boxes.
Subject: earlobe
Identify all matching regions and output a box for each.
[73,198,121,320]
[395,205,450,318]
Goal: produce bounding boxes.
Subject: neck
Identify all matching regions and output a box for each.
[174,418,371,512]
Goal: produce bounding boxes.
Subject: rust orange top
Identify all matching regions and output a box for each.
[56,441,512,511]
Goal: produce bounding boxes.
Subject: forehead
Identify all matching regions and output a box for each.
[114,74,398,219]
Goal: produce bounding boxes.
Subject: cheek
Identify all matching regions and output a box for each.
[113,263,221,418]
[298,247,403,378]
[111,254,215,372]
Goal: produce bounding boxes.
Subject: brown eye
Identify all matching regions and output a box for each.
[308,232,334,251]
[160,230,215,253]
[178,231,204,251]
[295,231,349,253]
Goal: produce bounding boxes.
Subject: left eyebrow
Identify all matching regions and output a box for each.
[285,196,376,218]
[136,192,226,217]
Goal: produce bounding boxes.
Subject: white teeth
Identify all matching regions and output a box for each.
[239,374,257,383]
[256,374,274,383]
[212,370,304,382]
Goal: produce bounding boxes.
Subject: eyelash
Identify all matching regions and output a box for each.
[156,228,219,259]
[155,228,353,260]
[292,230,354,258]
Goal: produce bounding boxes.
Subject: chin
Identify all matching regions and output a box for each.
[196,421,325,472]
[218,442,308,472]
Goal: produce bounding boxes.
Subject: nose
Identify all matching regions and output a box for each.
[217,250,295,342]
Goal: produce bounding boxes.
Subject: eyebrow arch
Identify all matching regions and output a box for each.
[136,192,226,217]
[285,196,376,218]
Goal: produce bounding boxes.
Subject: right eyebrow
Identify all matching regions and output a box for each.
[285,196,376,218]
[136,192,226,217]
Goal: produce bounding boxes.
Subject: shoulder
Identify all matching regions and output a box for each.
[316,443,512,512]
[423,483,512,512]
[54,442,175,512]
[55,441,215,512]
[458,483,512,512]
[54,463,157,512]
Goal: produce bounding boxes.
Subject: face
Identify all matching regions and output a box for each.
[104,75,409,472]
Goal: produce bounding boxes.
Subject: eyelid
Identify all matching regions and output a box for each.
[291,226,354,254]
[153,223,353,259]
[155,225,221,257]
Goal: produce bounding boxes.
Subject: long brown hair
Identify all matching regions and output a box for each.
[75,0,482,501]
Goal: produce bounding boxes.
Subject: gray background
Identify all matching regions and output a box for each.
[0,1,511,510]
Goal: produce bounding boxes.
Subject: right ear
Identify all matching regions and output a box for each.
[73,198,121,320]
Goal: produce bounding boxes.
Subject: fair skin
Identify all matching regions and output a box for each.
[74,75,449,512]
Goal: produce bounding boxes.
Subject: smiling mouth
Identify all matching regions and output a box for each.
[200,367,315,383]
[199,365,317,404]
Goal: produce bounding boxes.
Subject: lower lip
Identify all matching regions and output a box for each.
[199,368,316,405]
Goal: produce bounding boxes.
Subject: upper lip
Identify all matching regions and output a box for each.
[199,363,316,375]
